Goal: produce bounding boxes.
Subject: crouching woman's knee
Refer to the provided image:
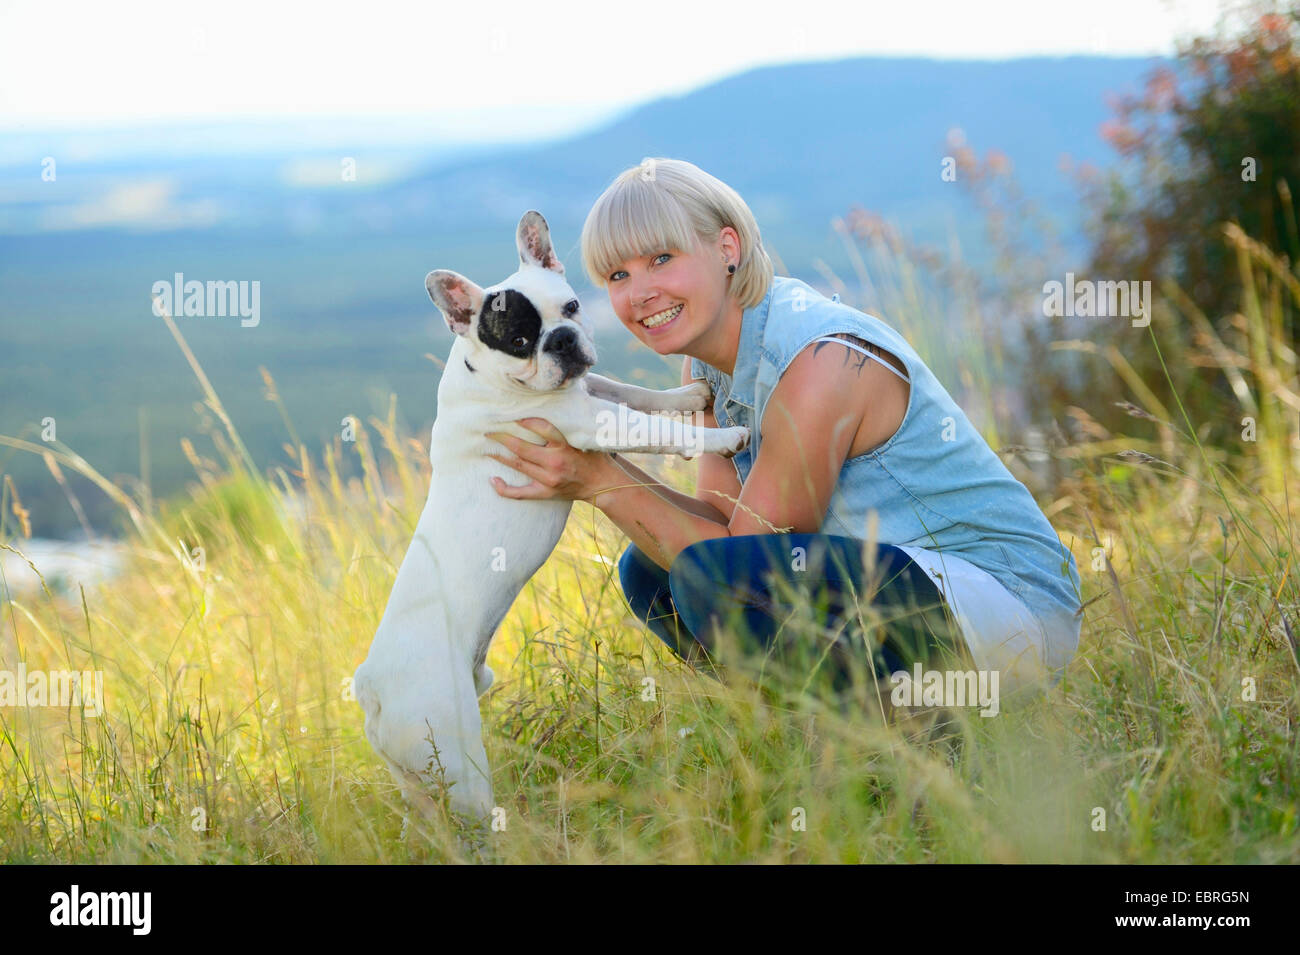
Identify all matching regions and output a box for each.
[618,542,670,617]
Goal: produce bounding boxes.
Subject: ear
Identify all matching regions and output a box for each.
[425,269,484,336]
[517,209,565,274]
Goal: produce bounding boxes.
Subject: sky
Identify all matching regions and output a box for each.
[0,0,1237,139]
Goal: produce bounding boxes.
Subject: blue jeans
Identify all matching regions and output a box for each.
[618,533,967,691]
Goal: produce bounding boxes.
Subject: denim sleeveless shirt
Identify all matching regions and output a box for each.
[690,275,1083,651]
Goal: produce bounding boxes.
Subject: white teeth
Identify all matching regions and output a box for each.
[641,304,682,328]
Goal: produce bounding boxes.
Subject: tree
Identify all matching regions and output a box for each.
[1084,2,1300,338]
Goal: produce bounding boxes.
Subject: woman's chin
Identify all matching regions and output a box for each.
[643,324,685,351]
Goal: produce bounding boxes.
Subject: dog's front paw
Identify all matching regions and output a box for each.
[716,426,750,459]
[662,380,713,413]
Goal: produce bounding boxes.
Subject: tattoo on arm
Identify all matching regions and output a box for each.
[810,334,880,376]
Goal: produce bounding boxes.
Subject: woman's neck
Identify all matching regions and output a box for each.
[687,295,745,377]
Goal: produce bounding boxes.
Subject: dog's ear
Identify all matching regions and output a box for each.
[425,270,484,336]
[516,210,565,275]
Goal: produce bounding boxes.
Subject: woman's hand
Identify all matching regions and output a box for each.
[485,418,619,502]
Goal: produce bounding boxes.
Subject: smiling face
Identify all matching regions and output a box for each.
[606,227,740,356]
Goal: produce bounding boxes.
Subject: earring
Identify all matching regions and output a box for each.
[727,263,736,274]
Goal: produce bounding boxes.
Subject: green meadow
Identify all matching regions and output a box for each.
[1,216,1297,864]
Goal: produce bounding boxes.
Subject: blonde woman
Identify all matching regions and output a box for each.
[485,157,1082,696]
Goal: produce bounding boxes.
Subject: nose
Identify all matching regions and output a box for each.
[544,326,581,356]
[544,326,593,383]
[628,281,655,312]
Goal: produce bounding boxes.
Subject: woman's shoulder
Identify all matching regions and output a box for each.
[762,279,922,378]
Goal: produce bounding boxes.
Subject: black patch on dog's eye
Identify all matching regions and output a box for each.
[562,299,580,318]
[478,289,542,359]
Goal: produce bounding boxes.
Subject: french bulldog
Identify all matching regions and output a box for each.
[353,210,749,823]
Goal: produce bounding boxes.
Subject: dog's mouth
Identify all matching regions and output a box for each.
[508,360,592,390]
[558,362,593,386]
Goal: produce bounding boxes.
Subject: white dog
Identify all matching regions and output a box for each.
[353,210,749,823]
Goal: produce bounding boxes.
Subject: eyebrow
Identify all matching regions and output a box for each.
[615,250,671,269]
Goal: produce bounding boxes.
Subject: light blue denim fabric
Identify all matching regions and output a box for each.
[690,275,1083,670]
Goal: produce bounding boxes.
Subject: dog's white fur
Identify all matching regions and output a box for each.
[353,210,749,822]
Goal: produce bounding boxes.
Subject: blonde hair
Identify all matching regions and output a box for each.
[580,157,774,310]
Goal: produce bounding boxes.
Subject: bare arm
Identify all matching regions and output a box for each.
[586,358,749,569]
[590,456,731,571]
[590,340,891,572]
[686,360,745,524]
[606,453,729,523]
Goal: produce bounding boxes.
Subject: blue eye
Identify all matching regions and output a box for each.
[610,252,672,282]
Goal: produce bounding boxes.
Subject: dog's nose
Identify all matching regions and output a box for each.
[543,326,580,356]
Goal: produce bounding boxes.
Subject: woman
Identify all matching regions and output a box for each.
[485,157,1083,696]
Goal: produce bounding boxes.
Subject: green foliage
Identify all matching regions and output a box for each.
[1088,3,1300,317]
[1,207,1297,860]
[159,473,290,564]
[1078,1,1300,449]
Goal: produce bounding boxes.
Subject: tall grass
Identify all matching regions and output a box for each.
[1,226,1297,864]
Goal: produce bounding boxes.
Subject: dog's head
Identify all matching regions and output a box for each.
[425,210,597,392]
